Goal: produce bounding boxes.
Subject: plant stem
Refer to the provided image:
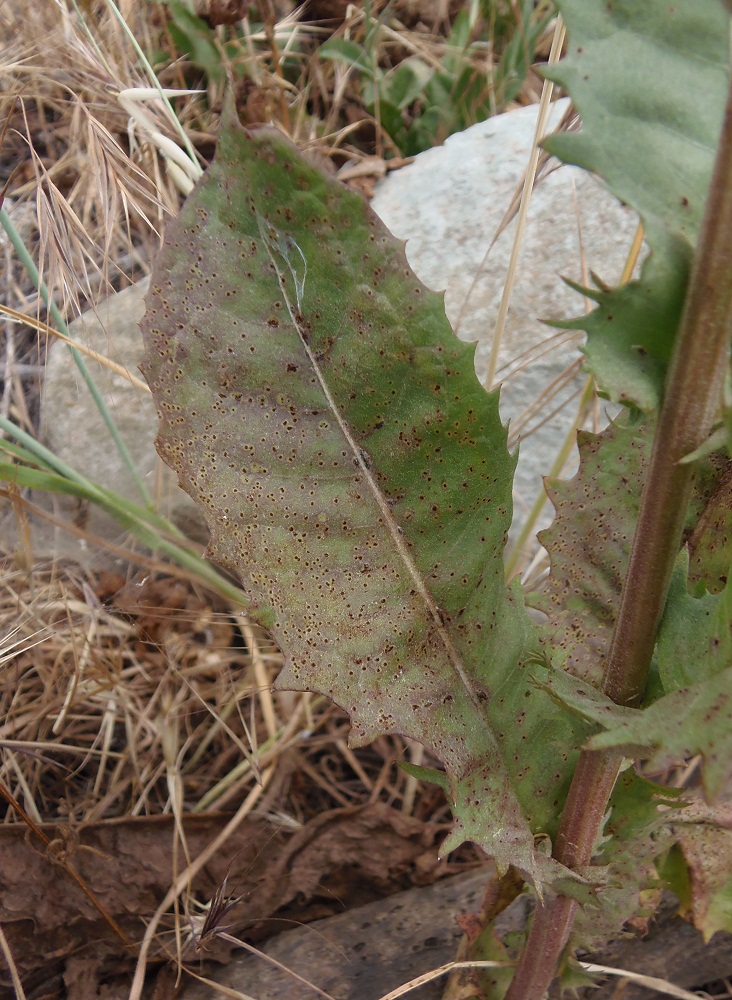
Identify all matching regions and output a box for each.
[505,65,732,1000]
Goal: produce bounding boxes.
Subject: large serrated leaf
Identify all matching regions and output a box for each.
[546,0,729,409]
[140,118,588,886]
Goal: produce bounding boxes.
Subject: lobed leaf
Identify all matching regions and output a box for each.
[671,799,732,942]
[531,413,651,687]
[534,412,732,695]
[589,672,732,804]
[653,536,732,807]
[546,0,729,409]
[538,584,732,804]
[656,556,732,693]
[573,771,680,949]
[140,117,589,886]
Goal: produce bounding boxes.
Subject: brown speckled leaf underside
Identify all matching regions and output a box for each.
[140,119,589,886]
[532,413,652,686]
[534,413,732,703]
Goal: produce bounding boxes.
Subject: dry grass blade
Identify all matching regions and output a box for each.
[507,357,583,448]
[0,923,26,1000]
[482,15,567,390]
[0,303,150,390]
[580,964,713,1000]
[180,970,260,1000]
[128,768,274,1000]
[218,931,337,1000]
[373,960,713,1000]
[375,959,512,1000]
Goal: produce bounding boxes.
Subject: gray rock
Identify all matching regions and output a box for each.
[177,873,732,1000]
[179,867,529,1000]
[32,277,206,565]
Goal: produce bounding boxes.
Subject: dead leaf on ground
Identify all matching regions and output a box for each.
[194,0,249,26]
[673,798,732,942]
[0,803,449,999]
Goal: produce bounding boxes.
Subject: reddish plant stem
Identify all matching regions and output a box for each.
[504,65,732,1000]
[503,753,622,999]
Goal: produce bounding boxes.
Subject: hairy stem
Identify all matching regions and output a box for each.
[505,66,732,1000]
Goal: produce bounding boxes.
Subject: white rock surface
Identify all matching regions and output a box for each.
[31,99,638,564]
[46,275,208,532]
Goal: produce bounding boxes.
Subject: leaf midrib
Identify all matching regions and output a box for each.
[260,221,486,715]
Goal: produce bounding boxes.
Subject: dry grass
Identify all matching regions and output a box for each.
[0,554,445,828]
[0,549,460,1000]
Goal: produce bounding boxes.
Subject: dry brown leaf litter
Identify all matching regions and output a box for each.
[0,557,469,998]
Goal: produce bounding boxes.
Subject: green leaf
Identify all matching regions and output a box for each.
[318,37,373,78]
[141,115,589,887]
[0,462,102,498]
[679,426,728,466]
[442,7,476,73]
[0,437,56,471]
[405,106,449,156]
[656,556,732,691]
[657,843,693,913]
[366,97,405,149]
[537,554,732,804]
[496,0,552,106]
[531,412,652,686]
[534,665,689,945]
[546,0,729,409]
[380,58,432,110]
[589,668,732,802]
[532,663,636,731]
[573,770,680,948]
[398,762,449,793]
[532,406,731,693]
[168,1,223,82]
[535,530,732,804]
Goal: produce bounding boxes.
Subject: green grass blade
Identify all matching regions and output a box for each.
[0,206,152,505]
